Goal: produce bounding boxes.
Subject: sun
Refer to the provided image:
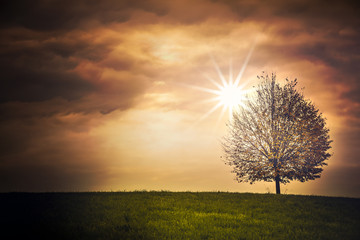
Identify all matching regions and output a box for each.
[185,48,254,123]
[216,82,247,113]
[199,75,249,123]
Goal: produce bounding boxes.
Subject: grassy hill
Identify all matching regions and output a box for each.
[1,192,359,239]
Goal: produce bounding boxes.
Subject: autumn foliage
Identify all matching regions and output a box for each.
[222,73,332,194]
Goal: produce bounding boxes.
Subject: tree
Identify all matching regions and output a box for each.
[222,73,332,194]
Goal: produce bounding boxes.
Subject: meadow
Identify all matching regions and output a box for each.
[1,191,359,239]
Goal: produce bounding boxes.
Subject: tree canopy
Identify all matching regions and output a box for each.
[222,73,332,194]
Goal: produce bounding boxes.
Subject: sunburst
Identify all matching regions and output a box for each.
[187,46,255,124]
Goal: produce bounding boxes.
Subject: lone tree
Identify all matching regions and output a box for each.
[222,73,332,194]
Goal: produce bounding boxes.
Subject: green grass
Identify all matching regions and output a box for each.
[1,192,359,239]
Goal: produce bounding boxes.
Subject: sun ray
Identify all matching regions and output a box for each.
[184,44,256,125]
[199,97,222,104]
[229,58,233,85]
[211,56,228,87]
[195,101,223,124]
[234,43,255,87]
[203,73,223,89]
[179,83,221,95]
[216,104,228,127]
[229,106,233,120]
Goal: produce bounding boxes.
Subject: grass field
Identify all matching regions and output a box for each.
[1,192,359,239]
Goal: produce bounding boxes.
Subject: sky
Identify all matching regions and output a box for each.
[1,0,359,197]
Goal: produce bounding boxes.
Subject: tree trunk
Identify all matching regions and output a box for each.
[275,176,281,194]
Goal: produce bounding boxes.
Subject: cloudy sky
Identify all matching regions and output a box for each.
[1,0,359,197]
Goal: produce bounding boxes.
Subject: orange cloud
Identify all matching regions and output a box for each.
[0,0,359,196]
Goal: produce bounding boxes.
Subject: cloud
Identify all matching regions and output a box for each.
[0,28,151,115]
[0,0,168,31]
[0,0,359,195]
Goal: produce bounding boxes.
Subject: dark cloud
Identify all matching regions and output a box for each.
[0,164,105,192]
[0,0,166,112]
[0,66,94,103]
[235,0,360,112]
[0,21,147,113]
[344,89,360,104]
[0,0,359,194]
[219,0,359,25]
[289,37,360,105]
[335,128,360,165]
[0,27,112,103]
[272,0,358,23]
[321,164,360,197]
[0,111,109,192]
[0,0,168,31]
